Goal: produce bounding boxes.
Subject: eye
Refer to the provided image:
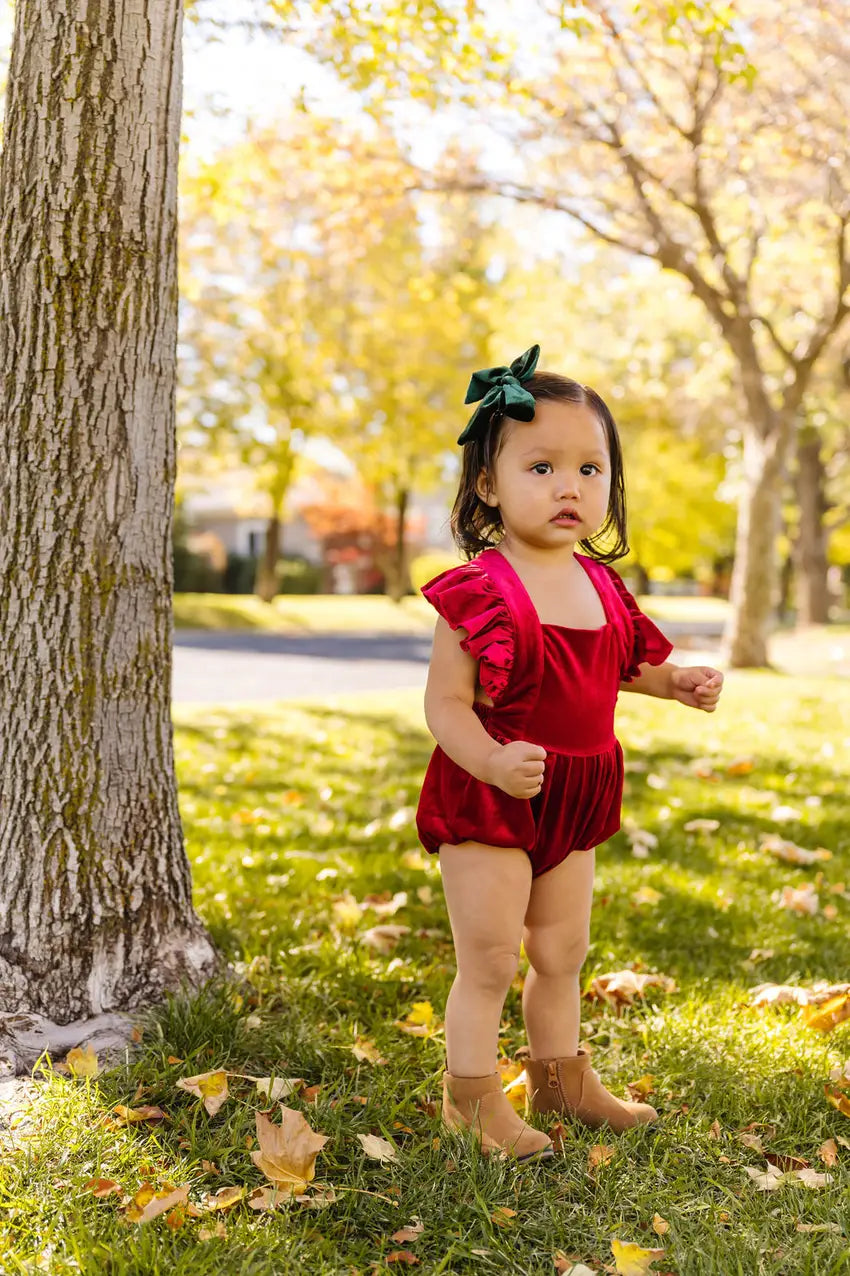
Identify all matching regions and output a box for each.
[530,462,552,474]
[581,464,601,476]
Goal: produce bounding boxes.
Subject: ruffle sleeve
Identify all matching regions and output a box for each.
[601,565,674,682]
[420,561,514,703]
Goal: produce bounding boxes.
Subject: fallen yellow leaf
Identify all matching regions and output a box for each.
[357,1132,398,1162]
[84,1178,119,1198]
[176,1070,229,1117]
[124,1183,189,1224]
[109,1105,166,1126]
[203,1186,244,1212]
[251,1107,328,1194]
[804,991,850,1033]
[611,1238,665,1275]
[395,1001,439,1037]
[66,1045,99,1078]
[588,1144,615,1170]
[351,1037,388,1065]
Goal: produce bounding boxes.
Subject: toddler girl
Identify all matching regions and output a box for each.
[415,344,724,1162]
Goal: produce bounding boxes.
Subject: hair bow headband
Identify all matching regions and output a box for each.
[457,343,541,445]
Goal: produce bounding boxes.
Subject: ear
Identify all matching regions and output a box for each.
[475,468,497,506]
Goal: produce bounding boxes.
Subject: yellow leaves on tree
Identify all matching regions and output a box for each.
[251,1106,329,1195]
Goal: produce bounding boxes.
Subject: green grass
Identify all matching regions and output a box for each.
[2,677,850,1274]
[172,592,435,633]
[171,591,736,633]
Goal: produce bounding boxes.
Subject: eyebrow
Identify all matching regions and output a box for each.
[519,448,608,462]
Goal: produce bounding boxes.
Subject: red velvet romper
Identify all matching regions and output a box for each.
[415,547,674,878]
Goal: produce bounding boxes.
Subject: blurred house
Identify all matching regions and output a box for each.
[178,461,455,592]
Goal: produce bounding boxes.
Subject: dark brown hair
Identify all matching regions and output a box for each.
[449,371,628,562]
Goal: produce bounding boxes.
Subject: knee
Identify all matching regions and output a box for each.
[456,943,520,997]
[524,923,589,978]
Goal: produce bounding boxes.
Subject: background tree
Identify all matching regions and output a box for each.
[331,202,493,598]
[351,0,850,665]
[0,0,216,1054]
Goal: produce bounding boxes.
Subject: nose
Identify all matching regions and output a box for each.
[555,474,581,499]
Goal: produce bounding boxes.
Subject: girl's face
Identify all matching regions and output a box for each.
[476,398,612,553]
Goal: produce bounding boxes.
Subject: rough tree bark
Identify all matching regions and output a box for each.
[0,0,217,1049]
[793,427,831,625]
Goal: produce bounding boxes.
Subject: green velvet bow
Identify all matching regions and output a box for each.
[457,344,541,445]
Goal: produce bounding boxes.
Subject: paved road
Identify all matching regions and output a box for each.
[172,623,722,704]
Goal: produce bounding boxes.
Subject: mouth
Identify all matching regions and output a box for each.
[551,510,581,524]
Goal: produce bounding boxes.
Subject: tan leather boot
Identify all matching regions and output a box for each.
[442,1070,554,1161]
[524,1052,657,1132]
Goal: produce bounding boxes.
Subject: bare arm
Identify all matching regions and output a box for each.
[618,661,679,698]
[423,617,546,796]
[423,616,503,783]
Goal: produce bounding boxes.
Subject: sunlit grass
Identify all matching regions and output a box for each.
[1,675,849,1274]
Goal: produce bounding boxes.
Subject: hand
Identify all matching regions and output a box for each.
[671,665,724,712]
[485,739,547,798]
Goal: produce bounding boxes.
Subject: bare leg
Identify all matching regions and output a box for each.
[521,847,596,1059]
[439,841,532,1076]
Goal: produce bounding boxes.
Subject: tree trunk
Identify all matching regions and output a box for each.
[632,562,650,597]
[386,486,411,603]
[0,0,216,1025]
[255,512,282,603]
[721,419,789,668]
[793,427,830,625]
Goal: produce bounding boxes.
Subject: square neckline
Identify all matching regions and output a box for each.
[492,548,612,632]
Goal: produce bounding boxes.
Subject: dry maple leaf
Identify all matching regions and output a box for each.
[199,1220,227,1241]
[361,924,411,953]
[683,819,720,833]
[553,1260,597,1276]
[176,1070,229,1117]
[66,1045,100,1078]
[109,1104,166,1127]
[586,970,677,1007]
[610,1238,665,1275]
[588,1144,615,1170]
[84,1178,120,1198]
[391,1220,424,1244]
[631,887,663,907]
[358,1132,398,1162]
[394,1001,439,1037]
[203,1186,244,1212]
[651,1214,669,1236]
[627,1075,655,1100]
[124,1183,189,1224]
[251,1076,305,1102]
[490,1206,517,1227]
[773,884,819,915]
[251,1106,329,1194]
[247,1186,286,1211]
[386,1252,420,1266]
[803,991,850,1033]
[765,1152,809,1172]
[503,1069,528,1113]
[351,1037,388,1065]
[818,1138,839,1165]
